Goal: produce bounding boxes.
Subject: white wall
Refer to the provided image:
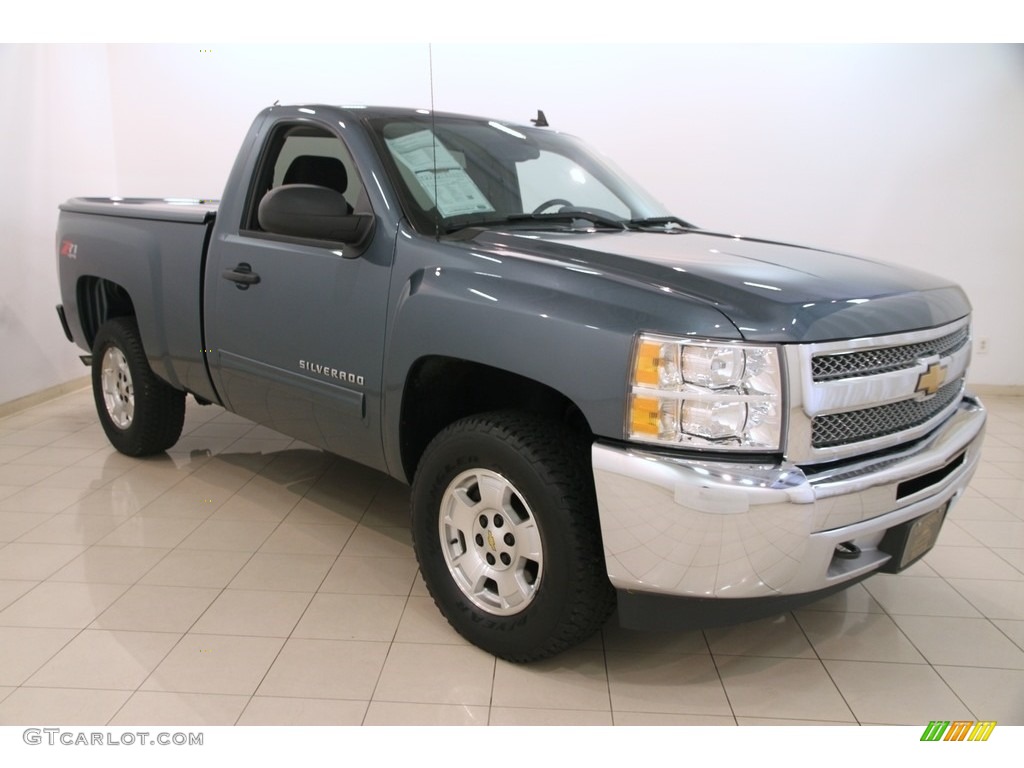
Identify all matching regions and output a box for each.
[0,45,118,405]
[2,44,1022,407]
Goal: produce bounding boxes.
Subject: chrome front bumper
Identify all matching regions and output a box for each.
[592,395,986,603]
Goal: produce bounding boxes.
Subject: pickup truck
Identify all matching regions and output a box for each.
[55,104,987,661]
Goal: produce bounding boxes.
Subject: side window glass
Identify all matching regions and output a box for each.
[271,136,366,214]
[244,125,370,239]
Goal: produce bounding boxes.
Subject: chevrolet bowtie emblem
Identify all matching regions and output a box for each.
[915,361,948,398]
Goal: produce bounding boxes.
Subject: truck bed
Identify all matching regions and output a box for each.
[59,197,218,224]
[56,198,220,404]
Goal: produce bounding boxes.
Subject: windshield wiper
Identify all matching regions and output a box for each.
[443,210,627,234]
[507,211,627,229]
[628,216,694,230]
[442,211,694,235]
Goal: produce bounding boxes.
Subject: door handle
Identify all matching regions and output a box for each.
[222,263,261,289]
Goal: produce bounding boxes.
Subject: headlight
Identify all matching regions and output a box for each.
[627,334,784,450]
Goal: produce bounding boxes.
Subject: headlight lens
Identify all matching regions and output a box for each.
[628,334,784,450]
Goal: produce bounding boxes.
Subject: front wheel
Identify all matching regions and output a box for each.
[91,317,185,456]
[411,412,615,662]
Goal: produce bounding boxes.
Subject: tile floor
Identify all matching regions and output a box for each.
[0,388,1022,726]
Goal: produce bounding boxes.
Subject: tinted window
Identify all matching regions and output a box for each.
[244,124,368,236]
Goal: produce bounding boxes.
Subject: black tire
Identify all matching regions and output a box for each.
[91,317,185,456]
[411,411,615,662]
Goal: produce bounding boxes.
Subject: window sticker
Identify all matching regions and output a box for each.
[386,130,495,217]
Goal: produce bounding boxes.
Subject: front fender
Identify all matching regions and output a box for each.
[380,232,741,472]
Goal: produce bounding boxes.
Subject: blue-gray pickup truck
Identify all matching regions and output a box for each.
[55,104,987,661]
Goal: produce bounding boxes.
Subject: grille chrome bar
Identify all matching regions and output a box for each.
[812,325,969,382]
[812,377,964,448]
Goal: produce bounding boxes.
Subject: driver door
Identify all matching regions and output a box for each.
[205,120,391,472]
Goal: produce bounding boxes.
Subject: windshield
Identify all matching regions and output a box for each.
[367,114,677,234]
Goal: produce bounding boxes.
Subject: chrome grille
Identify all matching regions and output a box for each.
[812,325,969,382]
[812,377,963,448]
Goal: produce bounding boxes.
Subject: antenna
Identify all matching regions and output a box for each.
[429,43,440,241]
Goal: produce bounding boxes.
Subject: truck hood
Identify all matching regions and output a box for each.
[467,228,971,343]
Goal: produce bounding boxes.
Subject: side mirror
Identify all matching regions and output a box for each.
[257,184,373,250]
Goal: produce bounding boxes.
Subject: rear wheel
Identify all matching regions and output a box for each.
[91,317,185,456]
[411,411,615,662]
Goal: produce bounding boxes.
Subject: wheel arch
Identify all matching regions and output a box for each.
[397,355,593,484]
[76,275,136,350]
